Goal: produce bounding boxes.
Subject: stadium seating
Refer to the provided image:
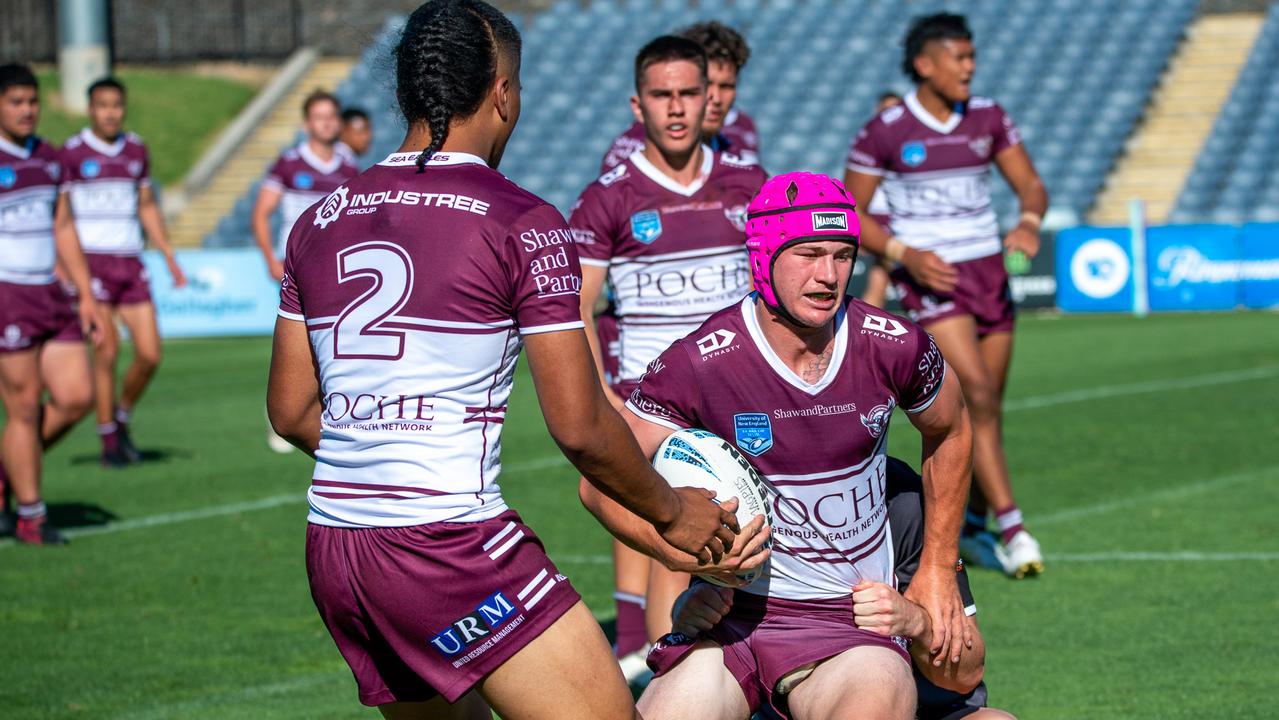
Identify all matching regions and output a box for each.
[204,0,1199,248]
[1171,3,1279,224]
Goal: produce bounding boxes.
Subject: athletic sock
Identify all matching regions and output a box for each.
[17,500,47,520]
[963,509,987,536]
[613,591,648,657]
[97,422,118,436]
[114,406,132,426]
[995,505,1025,544]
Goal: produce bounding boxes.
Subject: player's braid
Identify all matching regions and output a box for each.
[394,0,520,173]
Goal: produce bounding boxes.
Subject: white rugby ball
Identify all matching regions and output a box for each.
[652,428,772,586]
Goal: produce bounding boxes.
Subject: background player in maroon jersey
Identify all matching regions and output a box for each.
[267,4,737,718]
[600,21,759,172]
[61,77,187,467]
[573,35,766,678]
[845,14,1048,578]
[251,90,354,283]
[861,91,903,309]
[340,107,373,158]
[0,64,104,544]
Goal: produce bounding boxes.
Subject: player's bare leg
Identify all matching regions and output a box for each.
[785,645,915,720]
[90,306,129,465]
[38,341,93,449]
[645,559,690,642]
[113,302,161,461]
[968,709,1017,719]
[476,601,640,720]
[378,691,490,720]
[636,640,749,720]
[614,539,652,680]
[1,349,45,506]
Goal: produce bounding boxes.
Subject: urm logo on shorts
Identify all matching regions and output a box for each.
[428,591,517,657]
[901,142,927,167]
[812,212,848,231]
[630,210,662,244]
[734,413,773,456]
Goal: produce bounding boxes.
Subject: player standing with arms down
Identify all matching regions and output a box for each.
[582,172,974,719]
[601,21,759,173]
[0,64,103,544]
[844,13,1048,578]
[339,107,373,159]
[59,77,186,467]
[571,35,766,675]
[251,90,358,283]
[266,3,737,718]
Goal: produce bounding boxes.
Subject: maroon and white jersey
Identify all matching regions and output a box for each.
[570,147,765,384]
[600,108,761,173]
[846,91,1021,263]
[628,295,946,600]
[0,136,61,285]
[263,142,359,258]
[59,129,150,256]
[278,151,585,528]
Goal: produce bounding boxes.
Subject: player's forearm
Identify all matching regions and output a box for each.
[54,212,94,297]
[579,477,683,568]
[251,214,275,261]
[138,202,174,255]
[1014,175,1048,220]
[855,209,892,257]
[918,419,972,569]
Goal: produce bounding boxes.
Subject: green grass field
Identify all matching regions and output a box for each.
[1,311,1276,719]
[35,69,257,187]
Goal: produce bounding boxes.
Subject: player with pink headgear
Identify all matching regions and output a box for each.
[581,172,974,719]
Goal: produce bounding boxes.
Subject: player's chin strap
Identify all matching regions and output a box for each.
[761,241,860,330]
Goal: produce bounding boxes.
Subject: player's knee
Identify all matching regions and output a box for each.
[134,344,161,373]
[1,392,41,424]
[963,381,1002,421]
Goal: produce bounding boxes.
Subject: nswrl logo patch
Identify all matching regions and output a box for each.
[734,413,773,456]
[630,209,663,244]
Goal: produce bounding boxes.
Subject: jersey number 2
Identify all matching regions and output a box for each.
[333,242,413,360]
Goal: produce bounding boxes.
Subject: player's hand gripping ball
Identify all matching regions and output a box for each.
[653,429,773,586]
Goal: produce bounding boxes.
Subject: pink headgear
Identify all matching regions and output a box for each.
[745,172,861,308]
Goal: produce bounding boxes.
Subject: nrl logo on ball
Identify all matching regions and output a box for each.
[314,186,350,229]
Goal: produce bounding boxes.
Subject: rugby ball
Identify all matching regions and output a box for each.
[652,428,773,586]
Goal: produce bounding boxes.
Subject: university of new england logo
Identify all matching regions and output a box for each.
[901,141,927,167]
[630,209,663,244]
[0,166,15,189]
[80,159,101,179]
[733,413,773,456]
[313,186,349,229]
[293,171,314,190]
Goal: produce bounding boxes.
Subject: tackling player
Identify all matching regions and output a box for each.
[843,13,1048,578]
[581,172,974,719]
[0,64,103,544]
[266,3,737,718]
[570,35,766,676]
[251,89,357,283]
[601,21,759,172]
[59,77,187,467]
[672,458,1016,720]
[340,107,373,158]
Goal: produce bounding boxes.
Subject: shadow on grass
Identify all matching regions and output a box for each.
[47,501,118,529]
[66,447,195,466]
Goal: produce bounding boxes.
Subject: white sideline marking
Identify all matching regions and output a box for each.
[3,366,1274,549]
[1003,366,1278,412]
[553,550,1279,565]
[120,672,342,720]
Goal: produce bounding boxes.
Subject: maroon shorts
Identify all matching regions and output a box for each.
[86,253,152,306]
[891,253,1014,337]
[647,590,911,718]
[0,281,82,354]
[306,510,580,706]
[595,308,621,387]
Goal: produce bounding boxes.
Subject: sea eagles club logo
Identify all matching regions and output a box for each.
[860,399,895,439]
[313,186,349,229]
[812,212,848,231]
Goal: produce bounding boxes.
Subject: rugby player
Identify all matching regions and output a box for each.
[672,458,1016,720]
[581,172,974,719]
[0,64,103,544]
[59,77,186,467]
[251,89,358,283]
[570,35,766,676]
[843,13,1048,578]
[266,3,737,717]
[601,21,759,173]
[860,91,902,309]
[340,107,373,158]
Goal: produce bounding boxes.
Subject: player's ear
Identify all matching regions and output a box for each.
[630,94,643,124]
[493,74,514,123]
[913,53,933,82]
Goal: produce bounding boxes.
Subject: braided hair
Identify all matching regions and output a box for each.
[394,0,521,172]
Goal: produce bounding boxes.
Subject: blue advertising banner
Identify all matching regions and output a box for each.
[141,249,279,338]
[1240,223,1279,309]
[1055,226,1134,312]
[1147,224,1240,311]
